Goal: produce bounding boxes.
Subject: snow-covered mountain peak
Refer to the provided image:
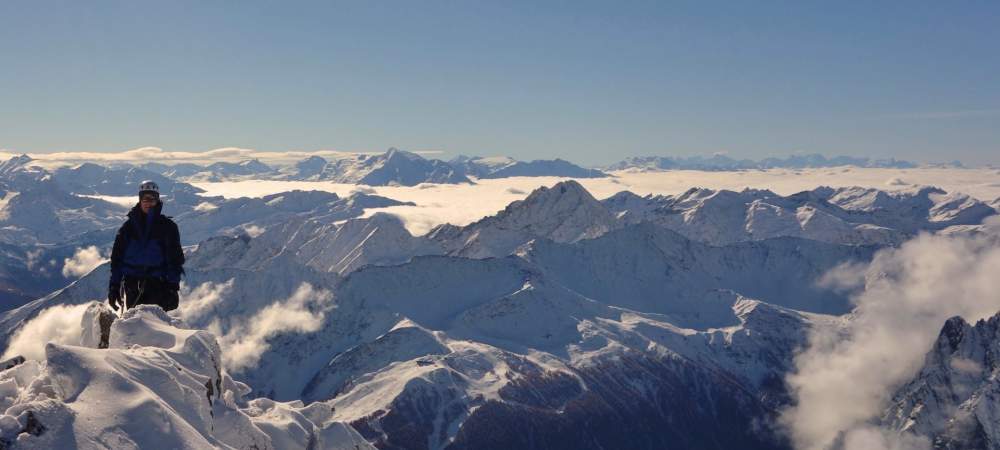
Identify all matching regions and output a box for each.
[383,147,419,161]
[290,155,328,179]
[426,180,620,258]
[0,155,34,176]
[883,311,1000,448]
[495,180,616,240]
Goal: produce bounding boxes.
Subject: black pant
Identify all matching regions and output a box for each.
[121,276,179,312]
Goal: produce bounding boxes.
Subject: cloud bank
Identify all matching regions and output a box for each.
[62,246,108,278]
[782,217,1000,450]
[219,283,332,372]
[173,279,235,325]
[2,303,94,361]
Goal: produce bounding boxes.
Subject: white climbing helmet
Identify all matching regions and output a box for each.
[138,180,160,198]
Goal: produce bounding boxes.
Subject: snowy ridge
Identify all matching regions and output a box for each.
[50,163,205,205]
[882,312,1000,448]
[604,185,997,245]
[173,190,411,244]
[182,159,276,182]
[276,148,470,185]
[451,155,607,179]
[0,304,372,449]
[428,180,619,258]
[186,211,442,275]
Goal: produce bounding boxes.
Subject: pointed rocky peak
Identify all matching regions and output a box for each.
[67,162,109,177]
[296,155,328,168]
[425,222,463,240]
[383,147,422,161]
[671,187,717,203]
[343,192,414,209]
[521,179,593,204]
[228,159,272,173]
[496,180,608,221]
[0,154,34,175]
[937,316,972,352]
[601,191,648,211]
[441,180,619,249]
[2,154,33,166]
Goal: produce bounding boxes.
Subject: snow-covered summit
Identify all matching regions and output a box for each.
[0,155,35,178]
[279,149,471,185]
[452,155,607,178]
[429,180,619,257]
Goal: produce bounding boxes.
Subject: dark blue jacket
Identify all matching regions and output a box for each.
[109,201,184,285]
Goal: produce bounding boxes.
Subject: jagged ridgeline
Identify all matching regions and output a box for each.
[1,154,999,449]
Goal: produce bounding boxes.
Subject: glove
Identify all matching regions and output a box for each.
[108,282,121,308]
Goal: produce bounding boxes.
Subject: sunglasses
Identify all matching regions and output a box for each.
[140,196,159,203]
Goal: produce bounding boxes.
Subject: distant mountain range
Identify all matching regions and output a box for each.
[607,153,919,171]
[137,149,609,185]
[2,150,935,188]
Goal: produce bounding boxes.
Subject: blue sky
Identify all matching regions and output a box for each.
[1,1,998,166]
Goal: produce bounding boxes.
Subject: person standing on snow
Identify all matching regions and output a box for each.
[108,180,185,312]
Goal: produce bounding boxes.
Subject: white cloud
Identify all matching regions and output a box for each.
[220,283,332,372]
[242,225,265,238]
[62,246,107,278]
[193,201,218,212]
[782,224,1000,450]
[949,357,983,375]
[349,186,377,195]
[173,279,235,325]
[2,303,94,361]
[25,249,43,270]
